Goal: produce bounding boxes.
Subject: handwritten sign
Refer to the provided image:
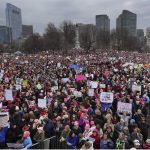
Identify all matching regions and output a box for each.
[0,112,9,127]
[5,90,13,101]
[38,99,47,108]
[90,81,98,89]
[132,85,141,94]
[100,92,113,103]
[100,84,106,88]
[88,89,94,96]
[62,78,70,83]
[117,102,132,113]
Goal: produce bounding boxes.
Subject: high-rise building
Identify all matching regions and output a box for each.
[146,27,150,48]
[137,29,144,46]
[6,3,22,41]
[116,10,137,36]
[96,15,110,32]
[22,25,33,38]
[0,26,11,44]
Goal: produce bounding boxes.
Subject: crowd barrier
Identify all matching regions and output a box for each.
[30,136,74,149]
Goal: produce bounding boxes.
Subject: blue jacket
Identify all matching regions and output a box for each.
[100,139,114,149]
[67,135,78,146]
[0,127,8,142]
[23,137,32,148]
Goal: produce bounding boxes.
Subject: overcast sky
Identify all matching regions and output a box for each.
[0,0,150,34]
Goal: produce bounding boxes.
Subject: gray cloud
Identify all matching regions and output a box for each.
[0,0,150,34]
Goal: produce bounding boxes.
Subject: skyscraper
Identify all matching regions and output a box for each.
[6,3,22,41]
[22,25,33,38]
[96,15,110,32]
[146,27,150,48]
[116,10,137,36]
[136,29,144,46]
[0,26,11,44]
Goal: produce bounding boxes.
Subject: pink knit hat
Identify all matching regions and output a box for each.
[85,124,90,130]
[74,121,79,126]
[90,121,95,125]
[23,131,30,138]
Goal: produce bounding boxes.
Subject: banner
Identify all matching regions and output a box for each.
[38,99,47,108]
[0,112,9,127]
[100,92,113,103]
[117,102,132,113]
[76,75,85,81]
[88,89,94,96]
[5,90,13,101]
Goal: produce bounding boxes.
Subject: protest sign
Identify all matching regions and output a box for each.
[100,84,106,88]
[62,78,70,83]
[57,63,61,68]
[75,68,83,74]
[0,112,9,127]
[100,92,113,103]
[36,83,42,90]
[15,84,22,90]
[16,78,22,85]
[5,90,13,101]
[73,91,82,97]
[69,64,80,69]
[38,99,47,108]
[51,86,58,92]
[90,81,98,89]
[132,84,141,94]
[117,102,132,113]
[76,75,85,81]
[88,89,94,96]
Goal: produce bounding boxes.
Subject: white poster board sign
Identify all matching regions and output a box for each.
[90,81,98,89]
[73,91,82,97]
[5,90,13,101]
[51,86,58,92]
[88,89,94,96]
[16,78,22,85]
[57,63,61,68]
[15,84,22,90]
[100,92,113,103]
[38,99,47,108]
[61,78,70,83]
[132,85,141,94]
[100,84,106,88]
[0,112,9,127]
[117,102,132,113]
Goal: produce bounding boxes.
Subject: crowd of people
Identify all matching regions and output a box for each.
[0,49,150,149]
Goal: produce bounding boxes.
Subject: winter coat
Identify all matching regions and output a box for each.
[66,134,78,147]
[23,136,32,148]
[0,127,8,142]
[33,131,45,143]
[90,132,100,149]
[100,139,114,149]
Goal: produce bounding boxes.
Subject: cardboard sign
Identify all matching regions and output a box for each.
[76,75,85,81]
[88,89,94,96]
[5,90,13,101]
[100,84,106,88]
[90,81,98,89]
[100,92,113,103]
[38,99,47,108]
[0,112,9,127]
[62,78,70,83]
[132,85,141,94]
[117,102,132,113]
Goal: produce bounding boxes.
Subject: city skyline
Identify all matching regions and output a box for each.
[0,0,150,34]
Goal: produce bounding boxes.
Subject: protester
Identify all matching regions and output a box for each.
[0,49,149,149]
